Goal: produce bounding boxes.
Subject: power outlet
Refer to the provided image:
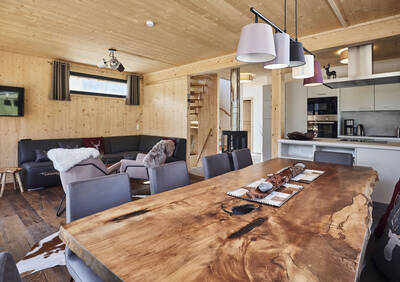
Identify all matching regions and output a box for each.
[136,123,140,130]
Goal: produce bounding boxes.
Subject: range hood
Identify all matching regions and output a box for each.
[324,44,400,89]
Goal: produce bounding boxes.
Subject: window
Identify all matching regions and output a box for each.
[69,72,127,98]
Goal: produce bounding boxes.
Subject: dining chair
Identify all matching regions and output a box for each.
[55,156,120,216]
[148,161,190,195]
[313,151,353,166]
[0,252,21,282]
[65,173,131,282]
[232,148,253,170]
[201,153,232,179]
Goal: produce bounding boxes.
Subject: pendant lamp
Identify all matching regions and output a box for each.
[303,60,323,86]
[264,0,290,69]
[289,0,305,67]
[292,54,314,79]
[236,22,276,63]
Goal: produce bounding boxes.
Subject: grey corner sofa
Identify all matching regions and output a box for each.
[18,135,186,190]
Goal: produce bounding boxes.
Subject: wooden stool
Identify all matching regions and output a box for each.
[0,167,24,198]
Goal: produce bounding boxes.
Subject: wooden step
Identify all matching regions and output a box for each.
[190,83,208,87]
[190,105,202,110]
[188,98,202,102]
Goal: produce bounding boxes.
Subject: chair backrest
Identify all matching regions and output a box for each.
[201,153,232,179]
[0,252,21,282]
[59,157,108,192]
[66,173,131,223]
[148,161,190,195]
[314,151,353,166]
[232,148,253,170]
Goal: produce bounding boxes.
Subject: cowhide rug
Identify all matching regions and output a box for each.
[16,232,65,277]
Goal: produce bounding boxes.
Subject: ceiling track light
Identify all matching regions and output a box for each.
[97,48,125,72]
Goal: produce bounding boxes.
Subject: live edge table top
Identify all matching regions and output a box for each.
[59,158,378,282]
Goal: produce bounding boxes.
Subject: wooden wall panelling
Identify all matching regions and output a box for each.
[271,70,285,158]
[142,76,188,139]
[0,50,142,181]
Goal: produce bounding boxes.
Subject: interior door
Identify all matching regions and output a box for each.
[243,99,252,151]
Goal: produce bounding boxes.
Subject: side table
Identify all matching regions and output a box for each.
[0,167,24,198]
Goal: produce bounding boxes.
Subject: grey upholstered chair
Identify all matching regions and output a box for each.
[148,161,190,195]
[313,151,353,166]
[201,153,232,179]
[232,148,253,170]
[0,252,21,282]
[120,153,149,180]
[55,157,121,216]
[65,173,131,282]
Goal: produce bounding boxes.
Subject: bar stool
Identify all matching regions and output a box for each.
[0,167,24,198]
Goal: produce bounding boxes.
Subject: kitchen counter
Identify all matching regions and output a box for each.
[280,138,400,151]
[337,135,400,142]
[278,138,400,203]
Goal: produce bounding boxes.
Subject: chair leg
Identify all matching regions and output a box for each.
[56,194,66,217]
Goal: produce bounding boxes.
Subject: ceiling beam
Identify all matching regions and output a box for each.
[326,0,348,27]
[144,14,400,84]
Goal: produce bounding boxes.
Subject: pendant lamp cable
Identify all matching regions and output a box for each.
[284,0,287,32]
[295,0,298,41]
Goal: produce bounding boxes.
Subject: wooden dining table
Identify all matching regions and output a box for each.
[59,158,378,282]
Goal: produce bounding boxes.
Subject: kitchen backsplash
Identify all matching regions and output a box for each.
[341,111,400,136]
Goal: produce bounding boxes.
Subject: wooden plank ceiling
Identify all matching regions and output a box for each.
[0,0,399,73]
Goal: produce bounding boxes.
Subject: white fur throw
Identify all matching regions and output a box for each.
[47,148,100,172]
[143,140,175,168]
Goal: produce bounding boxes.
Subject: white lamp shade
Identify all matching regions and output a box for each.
[292,54,314,79]
[236,23,276,63]
[264,33,290,69]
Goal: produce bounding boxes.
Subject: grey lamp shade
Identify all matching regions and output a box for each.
[264,32,290,69]
[289,41,305,67]
[236,23,276,63]
[292,54,314,79]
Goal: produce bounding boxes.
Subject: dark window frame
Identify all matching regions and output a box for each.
[69,71,127,98]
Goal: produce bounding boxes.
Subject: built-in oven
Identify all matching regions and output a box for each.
[307,97,337,115]
[307,115,338,138]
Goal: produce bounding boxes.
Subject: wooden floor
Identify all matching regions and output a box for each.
[0,176,387,282]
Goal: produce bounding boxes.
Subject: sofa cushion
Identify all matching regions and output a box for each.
[101,153,124,164]
[173,138,186,160]
[122,151,146,160]
[138,135,162,152]
[58,140,82,149]
[107,136,140,153]
[35,149,50,162]
[18,139,59,165]
[20,161,60,189]
[83,137,104,153]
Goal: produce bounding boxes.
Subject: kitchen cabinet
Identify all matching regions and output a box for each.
[307,85,339,98]
[340,85,374,111]
[285,81,307,135]
[375,83,400,111]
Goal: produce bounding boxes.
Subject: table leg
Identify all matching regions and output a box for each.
[16,172,24,193]
[13,173,17,190]
[0,173,6,198]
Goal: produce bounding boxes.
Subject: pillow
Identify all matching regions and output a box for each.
[143,140,175,168]
[58,140,82,149]
[35,149,50,162]
[83,137,104,153]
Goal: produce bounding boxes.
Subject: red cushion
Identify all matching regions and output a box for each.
[82,137,104,153]
[162,137,177,145]
[375,178,400,238]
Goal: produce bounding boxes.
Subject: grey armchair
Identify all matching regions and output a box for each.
[0,252,21,282]
[65,173,131,282]
[120,153,149,180]
[232,148,253,170]
[201,153,232,179]
[148,161,190,195]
